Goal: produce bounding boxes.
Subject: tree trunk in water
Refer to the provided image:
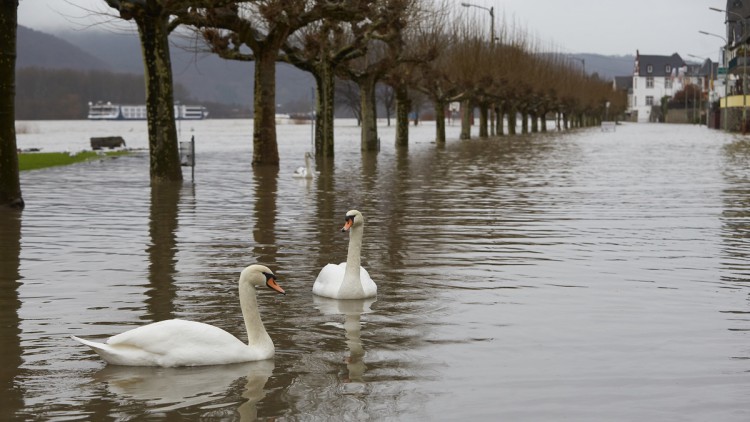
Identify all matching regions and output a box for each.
[521,111,529,134]
[253,48,280,165]
[478,103,489,138]
[359,75,379,151]
[460,100,471,139]
[314,64,335,157]
[495,106,504,136]
[395,85,410,148]
[434,98,446,145]
[540,110,547,132]
[531,112,538,133]
[489,107,495,136]
[137,14,182,182]
[0,1,23,209]
[507,106,517,135]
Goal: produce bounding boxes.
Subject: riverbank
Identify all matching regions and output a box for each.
[18,150,130,171]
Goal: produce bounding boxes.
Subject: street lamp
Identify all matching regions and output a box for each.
[709,6,747,132]
[699,29,729,131]
[688,54,712,126]
[460,2,495,46]
[569,56,586,76]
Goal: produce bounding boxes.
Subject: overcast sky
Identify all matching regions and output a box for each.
[18,0,729,60]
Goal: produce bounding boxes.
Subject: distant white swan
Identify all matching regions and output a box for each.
[313,210,377,299]
[293,152,316,179]
[71,265,285,367]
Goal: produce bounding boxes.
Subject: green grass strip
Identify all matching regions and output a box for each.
[19,150,130,171]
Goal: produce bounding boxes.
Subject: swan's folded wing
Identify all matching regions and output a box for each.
[313,263,346,297]
[106,319,241,355]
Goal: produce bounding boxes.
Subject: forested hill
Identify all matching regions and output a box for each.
[17,26,112,71]
[16,26,315,119]
[15,25,637,120]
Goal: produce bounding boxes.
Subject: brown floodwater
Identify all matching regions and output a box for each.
[2,120,750,420]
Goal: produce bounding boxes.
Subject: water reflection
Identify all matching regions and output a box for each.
[313,296,376,383]
[252,166,279,267]
[720,140,750,357]
[93,360,274,418]
[0,209,23,421]
[10,121,750,420]
[144,181,182,321]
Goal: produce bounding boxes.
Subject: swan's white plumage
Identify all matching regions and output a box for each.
[72,265,284,367]
[313,210,377,299]
[293,152,315,179]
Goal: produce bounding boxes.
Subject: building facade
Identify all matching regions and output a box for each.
[630,51,687,122]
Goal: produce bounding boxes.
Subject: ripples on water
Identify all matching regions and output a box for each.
[2,120,750,420]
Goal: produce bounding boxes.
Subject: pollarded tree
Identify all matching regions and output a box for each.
[104,0,185,182]
[0,0,23,209]
[282,13,370,158]
[411,19,462,145]
[338,0,415,151]
[184,1,367,166]
[380,0,434,148]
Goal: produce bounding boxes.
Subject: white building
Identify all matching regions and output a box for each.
[630,51,687,122]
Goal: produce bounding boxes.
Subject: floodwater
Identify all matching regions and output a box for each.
[3,119,750,421]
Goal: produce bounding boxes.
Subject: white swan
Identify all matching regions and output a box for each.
[71,264,285,367]
[292,152,315,179]
[313,210,377,299]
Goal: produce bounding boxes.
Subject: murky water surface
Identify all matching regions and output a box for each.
[3,120,750,420]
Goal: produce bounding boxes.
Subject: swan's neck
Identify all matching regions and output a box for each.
[340,224,365,297]
[238,282,272,348]
[305,155,312,173]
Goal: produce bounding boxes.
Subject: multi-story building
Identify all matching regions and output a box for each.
[629,51,687,122]
[718,0,750,131]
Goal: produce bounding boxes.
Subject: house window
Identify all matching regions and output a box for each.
[647,65,653,73]
[646,77,654,88]
[646,96,654,106]
[633,96,637,107]
[665,78,672,89]
[665,65,672,74]
[634,78,637,89]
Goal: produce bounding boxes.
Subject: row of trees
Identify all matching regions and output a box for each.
[0,0,626,209]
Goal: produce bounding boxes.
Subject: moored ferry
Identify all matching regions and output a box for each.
[88,102,209,120]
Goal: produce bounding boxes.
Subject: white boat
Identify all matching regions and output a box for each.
[88,102,209,120]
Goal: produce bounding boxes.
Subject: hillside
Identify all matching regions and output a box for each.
[17,26,113,71]
[16,26,637,117]
[17,26,315,111]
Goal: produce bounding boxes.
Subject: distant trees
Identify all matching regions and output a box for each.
[0,0,23,209]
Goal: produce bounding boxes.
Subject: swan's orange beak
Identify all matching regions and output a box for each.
[341,218,353,232]
[266,277,285,295]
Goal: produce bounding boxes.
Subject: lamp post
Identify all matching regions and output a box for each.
[570,56,586,76]
[688,54,709,125]
[699,30,729,131]
[460,2,495,46]
[460,2,497,136]
[709,6,747,132]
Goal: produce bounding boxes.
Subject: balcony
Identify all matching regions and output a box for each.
[729,53,750,73]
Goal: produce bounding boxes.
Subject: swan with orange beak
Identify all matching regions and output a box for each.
[313,210,377,299]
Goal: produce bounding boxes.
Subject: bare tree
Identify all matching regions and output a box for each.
[338,0,415,151]
[183,1,365,166]
[335,79,362,124]
[0,0,23,209]
[282,12,370,158]
[104,0,184,182]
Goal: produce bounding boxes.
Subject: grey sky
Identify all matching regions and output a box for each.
[18,0,728,60]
